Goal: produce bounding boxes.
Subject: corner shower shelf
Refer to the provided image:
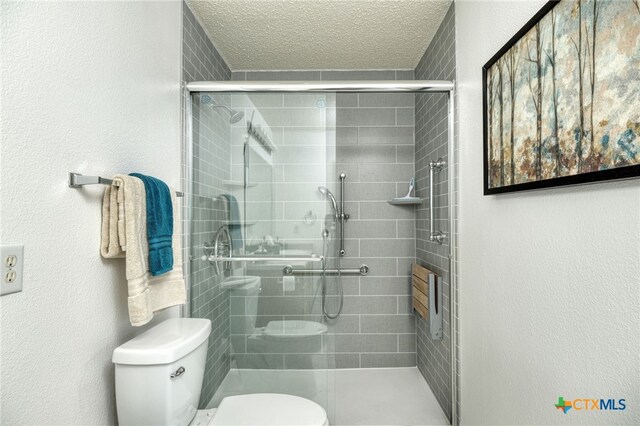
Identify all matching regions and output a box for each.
[387,197,424,205]
[223,180,257,188]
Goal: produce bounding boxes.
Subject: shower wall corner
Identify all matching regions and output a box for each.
[181,0,233,406]
[414,2,459,424]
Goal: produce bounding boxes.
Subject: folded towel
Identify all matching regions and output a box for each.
[101,185,125,259]
[129,173,173,276]
[101,175,185,326]
[220,194,243,249]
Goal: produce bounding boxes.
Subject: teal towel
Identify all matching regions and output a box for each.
[220,194,243,249]
[130,173,174,276]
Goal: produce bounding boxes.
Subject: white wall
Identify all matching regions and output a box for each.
[1,1,182,424]
[456,1,640,424]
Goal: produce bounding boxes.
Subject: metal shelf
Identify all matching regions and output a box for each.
[387,197,424,205]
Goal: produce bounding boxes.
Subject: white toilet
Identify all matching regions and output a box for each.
[222,275,328,364]
[112,318,329,426]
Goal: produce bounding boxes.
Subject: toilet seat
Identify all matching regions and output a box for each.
[263,320,328,339]
[208,393,328,426]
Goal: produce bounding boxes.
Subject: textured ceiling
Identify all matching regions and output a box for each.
[185,0,452,71]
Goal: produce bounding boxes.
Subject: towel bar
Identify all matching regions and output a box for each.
[69,172,184,197]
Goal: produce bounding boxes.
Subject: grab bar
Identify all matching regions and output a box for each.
[339,173,349,256]
[203,225,323,273]
[429,159,446,244]
[203,254,323,262]
[283,264,369,276]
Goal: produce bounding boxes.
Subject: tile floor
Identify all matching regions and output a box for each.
[208,367,449,425]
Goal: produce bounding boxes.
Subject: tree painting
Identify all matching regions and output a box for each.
[544,8,561,177]
[525,22,544,180]
[484,0,640,191]
[505,46,520,184]
[498,58,505,186]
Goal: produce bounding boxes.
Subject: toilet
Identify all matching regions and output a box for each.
[112,318,329,426]
[223,275,328,366]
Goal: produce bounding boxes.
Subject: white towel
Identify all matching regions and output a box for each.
[101,175,186,326]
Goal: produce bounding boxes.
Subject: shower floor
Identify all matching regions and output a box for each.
[207,367,449,426]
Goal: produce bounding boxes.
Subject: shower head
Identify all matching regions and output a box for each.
[228,109,245,124]
[200,95,245,124]
[318,186,339,220]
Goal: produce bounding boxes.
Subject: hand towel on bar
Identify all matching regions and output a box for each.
[129,173,174,276]
[100,184,125,259]
[100,175,185,326]
[220,193,243,249]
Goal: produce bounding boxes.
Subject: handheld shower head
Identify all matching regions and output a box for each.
[318,186,339,220]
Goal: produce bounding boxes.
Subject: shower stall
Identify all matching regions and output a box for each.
[183,80,457,424]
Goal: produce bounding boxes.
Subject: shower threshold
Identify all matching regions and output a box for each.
[207,367,449,426]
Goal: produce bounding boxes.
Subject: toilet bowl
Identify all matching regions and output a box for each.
[262,319,328,353]
[112,318,328,426]
[223,274,328,368]
[194,394,329,426]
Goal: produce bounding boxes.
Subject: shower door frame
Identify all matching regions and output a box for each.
[183,80,459,426]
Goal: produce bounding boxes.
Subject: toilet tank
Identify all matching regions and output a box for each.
[221,276,261,334]
[112,318,212,426]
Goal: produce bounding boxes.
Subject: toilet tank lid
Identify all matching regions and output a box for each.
[112,318,211,365]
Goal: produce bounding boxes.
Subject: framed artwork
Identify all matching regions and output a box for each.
[482,0,640,195]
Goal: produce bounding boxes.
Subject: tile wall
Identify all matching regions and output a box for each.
[182,2,232,406]
[230,70,418,368]
[414,3,456,422]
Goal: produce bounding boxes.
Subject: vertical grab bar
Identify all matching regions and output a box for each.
[429,159,446,244]
[339,173,349,256]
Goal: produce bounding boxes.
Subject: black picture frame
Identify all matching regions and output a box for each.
[482,0,640,195]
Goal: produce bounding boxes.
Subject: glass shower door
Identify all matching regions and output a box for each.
[189,91,337,417]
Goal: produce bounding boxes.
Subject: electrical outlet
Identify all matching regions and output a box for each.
[5,255,17,267]
[1,245,23,296]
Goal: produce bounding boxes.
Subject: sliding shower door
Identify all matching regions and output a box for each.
[188,92,338,416]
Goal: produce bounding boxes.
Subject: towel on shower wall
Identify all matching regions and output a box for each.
[220,194,243,249]
[101,175,185,326]
[129,173,174,276]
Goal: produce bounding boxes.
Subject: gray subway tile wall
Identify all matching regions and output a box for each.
[182,2,232,406]
[414,3,456,422]
[233,70,417,368]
